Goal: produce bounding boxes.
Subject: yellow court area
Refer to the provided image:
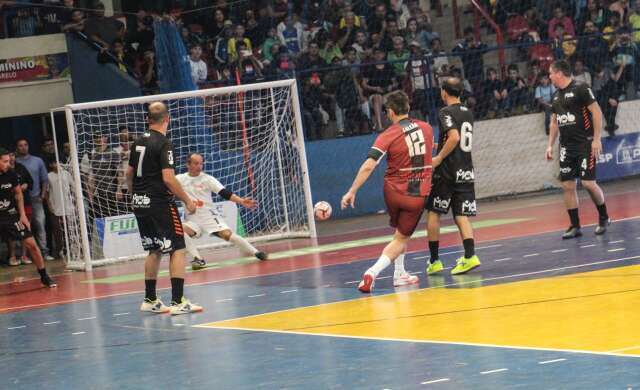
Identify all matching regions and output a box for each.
[198,264,640,356]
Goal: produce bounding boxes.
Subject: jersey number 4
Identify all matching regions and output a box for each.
[405,131,426,157]
[135,146,146,177]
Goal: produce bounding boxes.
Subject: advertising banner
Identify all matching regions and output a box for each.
[596,132,640,181]
[0,53,70,84]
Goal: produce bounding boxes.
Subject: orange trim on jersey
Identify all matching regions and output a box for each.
[583,107,592,129]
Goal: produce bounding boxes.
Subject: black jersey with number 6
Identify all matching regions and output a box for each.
[551,81,596,152]
[128,130,175,207]
[436,103,474,184]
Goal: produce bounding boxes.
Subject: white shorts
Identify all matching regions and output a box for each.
[183,210,229,238]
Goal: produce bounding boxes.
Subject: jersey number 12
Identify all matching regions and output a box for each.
[405,130,426,157]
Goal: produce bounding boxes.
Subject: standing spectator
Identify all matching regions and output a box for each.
[140,49,158,94]
[577,0,611,33]
[47,159,73,260]
[592,64,623,136]
[87,133,120,219]
[548,6,576,39]
[11,8,38,38]
[325,53,366,137]
[128,12,154,53]
[351,30,371,61]
[479,67,506,118]
[213,21,233,65]
[406,41,430,120]
[40,0,64,34]
[609,0,631,24]
[301,77,325,141]
[261,27,280,66]
[366,3,388,35]
[6,151,33,266]
[15,138,52,261]
[453,27,488,92]
[337,11,359,50]
[204,8,227,39]
[278,15,303,56]
[62,9,85,33]
[610,26,637,99]
[535,73,556,134]
[404,17,434,49]
[41,138,56,163]
[234,40,264,81]
[362,47,398,132]
[572,59,592,86]
[84,2,125,49]
[97,38,133,74]
[188,44,207,86]
[227,24,252,62]
[113,126,132,212]
[576,21,610,71]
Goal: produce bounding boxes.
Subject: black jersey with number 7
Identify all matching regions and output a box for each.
[128,129,175,206]
[436,103,475,184]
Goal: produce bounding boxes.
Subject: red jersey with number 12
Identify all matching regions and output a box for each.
[369,118,434,197]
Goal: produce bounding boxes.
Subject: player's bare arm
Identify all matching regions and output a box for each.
[162,168,196,214]
[433,129,460,168]
[546,113,558,160]
[231,194,257,209]
[14,185,30,230]
[341,158,377,209]
[125,165,134,194]
[587,101,603,157]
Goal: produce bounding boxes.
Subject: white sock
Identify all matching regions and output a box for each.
[394,252,406,278]
[228,233,258,255]
[367,254,391,278]
[184,234,202,260]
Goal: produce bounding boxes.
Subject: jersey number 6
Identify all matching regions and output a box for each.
[460,122,473,152]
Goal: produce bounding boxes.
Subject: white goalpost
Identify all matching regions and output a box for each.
[50,79,316,271]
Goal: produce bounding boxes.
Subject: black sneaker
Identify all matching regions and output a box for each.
[255,251,268,261]
[562,226,582,239]
[191,257,206,270]
[595,218,611,235]
[41,275,57,288]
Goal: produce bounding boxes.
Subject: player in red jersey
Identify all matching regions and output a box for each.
[341,91,434,293]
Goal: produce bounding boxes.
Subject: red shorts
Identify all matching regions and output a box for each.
[383,185,425,236]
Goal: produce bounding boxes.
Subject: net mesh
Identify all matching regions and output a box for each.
[59,83,310,269]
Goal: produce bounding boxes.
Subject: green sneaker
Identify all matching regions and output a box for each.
[451,255,481,275]
[426,259,444,275]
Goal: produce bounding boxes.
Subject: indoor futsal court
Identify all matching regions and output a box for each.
[1,179,640,389]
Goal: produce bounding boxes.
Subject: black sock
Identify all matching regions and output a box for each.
[567,208,580,228]
[171,278,184,304]
[428,241,439,263]
[596,203,609,222]
[145,279,157,301]
[37,268,47,279]
[463,238,475,259]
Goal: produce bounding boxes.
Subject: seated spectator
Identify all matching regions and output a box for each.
[278,15,303,57]
[630,2,640,43]
[337,11,359,50]
[140,49,158,94]
[320,38,343,64]
[298,41,326,71]
[453,27,488,93]
[387,36,409,78]
[551,24,576,60]
[577,0,611,33]
[576,21,610,71]
[502,64,531,115]
[572,59,592,86]
[204,8,227,39]
[404,17,434,49]
[213,22,234,65]
[428,37,450,79]
[362,47,398,132]
[188,44,207,86]
[244,9,263,46]
[548,6,576,39]
[367,3,388,35]
[610,26,637,99]
[261,27,280,66]
[609,0,630,24]
[234,40,264,81]
[534,72,556,134]
[228,24,252,62]
[62,9,86,33]
[180,25,199,48]
[97,38,134,74]
[380,18,401,52]
[351,30,371,61]
[592,64,623,136]
[84,2,125,49]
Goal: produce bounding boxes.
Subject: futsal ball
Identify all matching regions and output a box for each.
[314,201,332,221]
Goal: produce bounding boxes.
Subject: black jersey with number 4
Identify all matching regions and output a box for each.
[437,103,475,184]
[551,81,596,151]
[128,130,175,207]
[0,171,20,222]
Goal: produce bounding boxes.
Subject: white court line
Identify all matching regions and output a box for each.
[440,244,502,257]
[173,324,185,327]
[321,284,332,288]
[248,294,266,298]
[608,248,625,252]
[77,316,96,321]
[411,271,423,275]
[538,358,566,364]
[377,276,392,280]
[523,253,539,258]
[609,240,625,244]
[421,378,450,385]
[280,289,298,294]
[345,280,360,285]
[494,258,512,262]
[7,325,26,330]
[580,244,596,248]
[215,298,233,302]
[480,368,508,375]
[113,312,130,317]
[72,331,85,335]
[607,345,640,353]
[43,321,60,325]
[413,255,430,260]
[552,249,568,253]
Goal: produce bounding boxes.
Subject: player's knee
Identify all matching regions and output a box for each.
[581,180,597,191]
[24,238,38,252]
[561,181,577,191]
[218,230,232,241]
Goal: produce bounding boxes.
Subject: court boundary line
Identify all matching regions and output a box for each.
[2,215,639,313]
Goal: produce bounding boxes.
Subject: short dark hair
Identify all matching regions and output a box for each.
[464,26,474,35]
[384,90,410,116]
[441,77,464,97]
[15,138,28,146]
[147,102,169,124]
[0,147,9,157]
[551,60,572,77]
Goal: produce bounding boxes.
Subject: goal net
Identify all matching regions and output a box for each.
[51,79,316,271]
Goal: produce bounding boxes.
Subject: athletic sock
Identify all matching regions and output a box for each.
[428,241,439,263]
[184,234,202,259]
[394,252,406,278]
[145,279,157,301]
[170,278,184,304]
[568,208,580,228]
[37,268,47,279]
[463,238,475,259]
[228,233,258,255]
[596,202,609,222]
[367,255,391,278]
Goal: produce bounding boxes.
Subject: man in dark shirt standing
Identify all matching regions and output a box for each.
[127,102,201,316]
[0,148,56,287]
[546,60,610,238]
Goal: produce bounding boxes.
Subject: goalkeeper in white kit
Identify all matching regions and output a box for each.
[176,153,268,270]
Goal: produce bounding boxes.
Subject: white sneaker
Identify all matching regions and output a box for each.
[44,255,55,261]
[8,257,20,266]
[140,298,170,314]
[170,298,203,316]
[20,256,32,265]
[393,272,419,287]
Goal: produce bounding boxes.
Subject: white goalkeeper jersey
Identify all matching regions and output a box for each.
[176,172,225,218]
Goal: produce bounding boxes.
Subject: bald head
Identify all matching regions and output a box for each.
[148,102,169,125]
[187,152,204,176]
[441,77,464,98]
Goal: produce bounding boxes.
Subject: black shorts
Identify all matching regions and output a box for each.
[425,179,477,217]
[0,218,33,241]
[134,202,185,254]
[559,145,596,181]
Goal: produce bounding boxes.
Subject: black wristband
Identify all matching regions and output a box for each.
[219,188,233,200]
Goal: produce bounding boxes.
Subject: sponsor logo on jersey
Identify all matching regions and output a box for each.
[559,167,572,174]
[433,196,450,210]
[444,115,453,128]
[461,106,468,111]
[141,236,154,247]
[0,183,12,189]
[462,200,477,214]
[154,237,172,251]
[556,113,576,126]
[132,194,151,207]
[167,150,174,166]
[560,147,567,162]
[564,92,574,98]
[401,121,419,133]
[456,169,474,182]
[0,199,10,210]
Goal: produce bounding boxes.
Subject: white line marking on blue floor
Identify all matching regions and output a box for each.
[77,316,96,321]
[280,289,298,294]
[480,368,508,375]
[411,271,423,275]
[216,298,233,302]
[345,280,360,284]
[609,240,625,244]
[173,324,185,327]
[43,321,60,325]
[494,258,512,262]
[538,358,566,364]
[413,255,429,260]
[580,244,596,248]
[523,253,539,257]
[608,248,625,252]
[72,332,86,335]
[321,284,332,288]
[552,249,568,253]
[113,312,130,317]
[377,276,392,280]
[7,325,26,330]
[421,378,450,385]
[248,294,266,298]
